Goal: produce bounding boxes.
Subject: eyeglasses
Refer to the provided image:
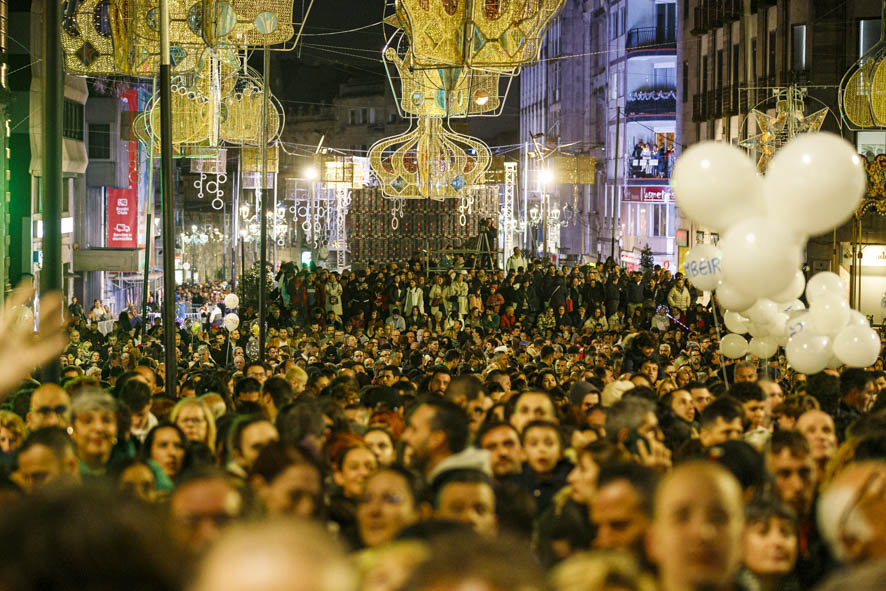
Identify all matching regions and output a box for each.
[33,405,68,416]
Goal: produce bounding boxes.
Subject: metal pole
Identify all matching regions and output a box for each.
[258,47,270,361]
[611,106,621,261]
[41,0,63,383]
[159,0,177,399]
[232,152,241,282]
[141,82,156,343]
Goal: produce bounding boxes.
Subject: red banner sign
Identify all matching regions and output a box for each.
[624,186,673,202]
[108,89,138,248]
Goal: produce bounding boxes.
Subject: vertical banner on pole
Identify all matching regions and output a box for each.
[108,89,139,248]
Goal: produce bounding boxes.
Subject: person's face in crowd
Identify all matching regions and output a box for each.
[256,462,323,518]
[646,466,744,591]
[72,409,118,465]
[876,374,886,393]
[27,385,71,430]
[171,478,242,554]
[743,516,798,578]
[435,481,497,536]
[334,447,378,500]
[16,443,79,493]
[151,426,186,479]
[735,365,758,383]
[465,395,491,435]
[847,379,877,413]
[591,479,650,550]
[699,416,744,447]
[365,430,396,467]
[554,358,569,376]
[639,360,658,384]
[357,470,419,547]
[742,398,768,431]
[567,451,600,505]
[690,386,713,414]
[130,402,152,432]
[377,369,397,387]
[118,462,157,503]
[71,330,80,344]
[768,448,815,516]
[510,393,556,433]
[523,425,561,474]
[428,371,450,396]
[480,425,523,479]
[540,372,558,391]
[402,404,438,470]
[796,410,837,465]
[176,404,209,444]
[233,356,245,371]
[670,389,695,423]
[758,380,784,414]
[676,368,692,387]
[581,391,600,415]
[246,364,267,384]
[236,421,279,472]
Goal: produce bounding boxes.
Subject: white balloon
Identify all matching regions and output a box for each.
[716,281,756,313]
[833,324,881,367]
[775,333,790,348]
[764,133,867,236]
[778,299,806,314]
[671,142,765,231]
[805,272,847,305]
[224,293,240,309]
[747,321,770,338]
[809,293,851,336]
[769,270,806,303]
[745,299,779,326]
[682,243,724,291]
[847,310,869,327]
[827,356,844,370]
[749,336,778,359]
[223,313,240,332]
[767,312,789,338]
[720,333,749,359]
[785,311,811,339]
[786,332,833,374]
[724,311,750,335]
[720,216,803,299]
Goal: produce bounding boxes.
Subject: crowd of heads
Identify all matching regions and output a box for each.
[3,253,886,591]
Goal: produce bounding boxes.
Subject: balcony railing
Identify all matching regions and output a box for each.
[625,88,677,116]
[626,146,674,180]
[626,27,677,51]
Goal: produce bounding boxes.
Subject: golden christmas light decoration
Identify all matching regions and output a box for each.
[383,36,509,118]
[740,88,827,172]
[841,59,876,129]
[368,117,491,200]
[390,0,566,70]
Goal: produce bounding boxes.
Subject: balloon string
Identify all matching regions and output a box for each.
[711,294,730,386]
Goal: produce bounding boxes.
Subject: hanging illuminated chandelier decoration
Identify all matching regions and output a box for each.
[61,0,300,76]
[739,87,828,172]
[387,0,565,71]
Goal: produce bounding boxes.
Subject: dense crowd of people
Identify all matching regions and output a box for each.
[2,249,886,591]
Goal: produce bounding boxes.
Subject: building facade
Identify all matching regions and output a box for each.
[520,0,678,268]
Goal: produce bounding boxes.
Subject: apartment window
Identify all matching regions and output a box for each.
[361,108,368,124]
[88,123,111,159]
[792,24,807,71]
[768,30,777,79]
[860,18,882,57]
[348,109,357,125]
[716,49,724,89]
[732,44,740,88]
[610,12,617,39]
[702,54,709,92]
[651,204,670,237]
[683,0,689,21]
[654,63,676,88]
[751,38,758,83]
[62,99,84,141]
[682,61,689,102]
[611,72,618,100]
[619,7,625,36]
[656,2,676,42]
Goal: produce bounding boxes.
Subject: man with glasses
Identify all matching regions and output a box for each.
[26,384,70,430]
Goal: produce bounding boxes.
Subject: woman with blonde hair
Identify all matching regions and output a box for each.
[169,397,217,451]
[0,411,26,453]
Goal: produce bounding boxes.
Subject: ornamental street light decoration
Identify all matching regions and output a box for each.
[386,0,566,71]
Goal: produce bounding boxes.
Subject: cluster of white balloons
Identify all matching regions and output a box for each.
[223,293,240,332]
[673,132,878,373]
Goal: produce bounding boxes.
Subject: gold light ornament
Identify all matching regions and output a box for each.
[383,36,509,118]
[391,0,565,70]
[740,89,827,172]
[841,59,877,129]
[369,117,491,200]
